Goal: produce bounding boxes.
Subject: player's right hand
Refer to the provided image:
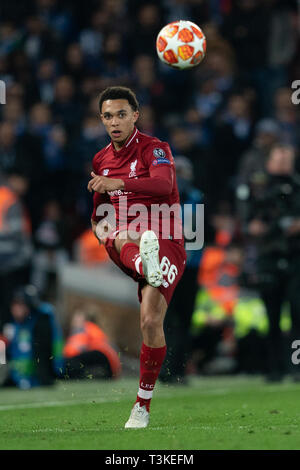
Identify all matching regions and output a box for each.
[88,172,105,193]
[88,172,124,193]
[91,218,112,245]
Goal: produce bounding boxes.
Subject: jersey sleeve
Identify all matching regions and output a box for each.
[123,142,174,196]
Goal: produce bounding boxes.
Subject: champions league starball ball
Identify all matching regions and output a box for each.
[156,20,206,69]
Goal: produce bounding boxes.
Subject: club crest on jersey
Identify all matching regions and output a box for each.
[103,169,109,176]
[153,148,166,159]
[129,159,138,178]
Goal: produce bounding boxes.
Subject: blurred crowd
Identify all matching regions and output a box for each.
[0,0,300,383]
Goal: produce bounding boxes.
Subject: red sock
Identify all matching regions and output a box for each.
[120,242,143,276]
[136,343,167,412]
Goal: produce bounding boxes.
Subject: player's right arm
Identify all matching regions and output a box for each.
[89,153,112,244]
[91,188,114,244]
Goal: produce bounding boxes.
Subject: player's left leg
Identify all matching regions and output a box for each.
[115,230,163,287]
[125,285,167,429]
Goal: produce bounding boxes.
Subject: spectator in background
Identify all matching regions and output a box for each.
[64,310,121,380]
[237,118,280,188]
[34,0,74,43]
[2,285,64,389]
[264,0,297,114]
[0,22,22,58]
[211,93,254,209]
[23,15,61,64]
[77,93,110,143]
[0,174,32,331]
[163,0,192,24]
[221,0,270,111]
[236,118,280,287]
[169,125,210,196]
[137,105,160,138]
[62,43,86,83]
[30,200,68,299]
[0,120,44,184]
[194,76,223,122]
[51,75,82,138]
[192,26,236,123]
[2,98,26,135]
[127,3,164,60]
[28,102,67,175]
[79,9,105,63]
[132,54,167,116]
[9,49,40,105]
[87,94,105,119]
[36,58,57,104]
[243,144,300,381]
[204,50,235,97]
[273,87,299,147]
[6,171,30,202]
[71,114,107,172]
[0,122,18,174]
[3,82,25,108]
[69,113,108,225]
[98,32,130,89]
[202,22,235,62]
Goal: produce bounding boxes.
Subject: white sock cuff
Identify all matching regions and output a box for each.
[138,387,153,400]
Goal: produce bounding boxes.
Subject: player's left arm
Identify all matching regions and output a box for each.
[87,143,174,196]
[122,143,174,196]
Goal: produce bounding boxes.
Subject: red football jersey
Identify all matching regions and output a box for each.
[91,127,183,244]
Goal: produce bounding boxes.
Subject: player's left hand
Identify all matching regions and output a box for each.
[88,172,125,193]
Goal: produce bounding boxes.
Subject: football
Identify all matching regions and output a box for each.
[156,20,206,69]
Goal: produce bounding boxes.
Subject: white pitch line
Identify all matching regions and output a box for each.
[30,427,109,433]
[1,382,295,413]
[0,397,120,412]
[0,387,232,412]
[17,424,216,434]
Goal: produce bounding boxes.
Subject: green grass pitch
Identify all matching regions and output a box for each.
[0,375,300,450]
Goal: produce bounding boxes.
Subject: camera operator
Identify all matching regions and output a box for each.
[1,285,64,389]
[238,143,300,382]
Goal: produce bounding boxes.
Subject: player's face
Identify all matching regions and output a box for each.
[100,99,139,149]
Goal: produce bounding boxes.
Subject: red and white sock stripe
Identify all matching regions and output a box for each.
[137,387,153,400]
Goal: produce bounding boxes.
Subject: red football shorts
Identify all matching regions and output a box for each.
[104,232,187,305]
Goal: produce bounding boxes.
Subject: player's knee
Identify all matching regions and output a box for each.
[141,314,163,337]
[114,231,139,254]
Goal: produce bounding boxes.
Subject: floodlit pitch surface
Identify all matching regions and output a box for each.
[0,376,300,450]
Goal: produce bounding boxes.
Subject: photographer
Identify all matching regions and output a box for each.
[239,143,300,381]
[2,285,64,389]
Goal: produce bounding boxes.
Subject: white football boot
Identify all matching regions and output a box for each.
[124,403,150,429]
[140,230,163,288]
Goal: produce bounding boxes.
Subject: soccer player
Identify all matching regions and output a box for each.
[88,86,186,428]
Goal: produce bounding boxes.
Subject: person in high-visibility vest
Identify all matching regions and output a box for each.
[0,176,32,332]
[63,311,121,379]
[2,285,64,389]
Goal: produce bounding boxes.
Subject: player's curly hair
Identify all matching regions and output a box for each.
[98,86,139,113]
